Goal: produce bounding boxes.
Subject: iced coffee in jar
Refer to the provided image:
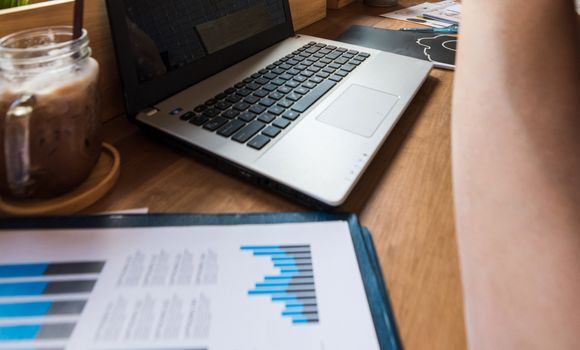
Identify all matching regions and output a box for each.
[0,26,102,199]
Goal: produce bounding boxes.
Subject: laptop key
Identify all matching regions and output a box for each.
[250,105,266,114]
[269,92,284,100]
[205,98,217,106]
[278,86,292,94]
[295,87,310,95]
[255,77,269,85]
[251,73,261,79]
[234,102,251,111]
[262,84,277,92]
[291,80,336,113]
[235,82,245,88]
[272,118,291,129]
[268,106,285,116]
[271,78,285,86]
[203,116,228,131]
[203,108,220,118]
[254,89,269,98]
[278,100,294,109]
[246,83,260,91]
[280,63,292,70]
[222,109,240,119]
[217,119,246,137]
[238,112,257,122]
[243,77,254,83]
[236,88,252,97]
[248,135,271,150]
[258,113,276,123]
[225,87,236,94]
[358,52,371,58]
[272,68,285,75]
[233,121,266,143]
[336,47,348,52]
[190,115,209,126]
[259,98,275,107]
[316,72,330,79]
[180,111,195,121]
[326,52,341,60]
[286,81,300,88]
[293,75,307,83]
[216,101,232,110]
[286,93,302,102]
[287,69,300,76]
[226,94,243,103]
[310,76,324,84]
[262,126,282,138]
[244,95,260,104]
[264,72,277,80]
[329,75,343,82]
[335,57,349,65]
[283,110,300,121]
[194,105,207,113]
[341,64,356,72]
[303,81,317,89]
[342,53,355,59]
[335,70,348,78]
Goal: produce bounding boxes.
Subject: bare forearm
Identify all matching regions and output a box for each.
[453,0,580,349]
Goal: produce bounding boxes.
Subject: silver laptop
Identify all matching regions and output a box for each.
[106,0,432,208]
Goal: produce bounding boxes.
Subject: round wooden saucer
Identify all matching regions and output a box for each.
[0,143,121,216]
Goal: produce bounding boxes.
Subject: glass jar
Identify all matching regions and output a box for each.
[0,26,102,199]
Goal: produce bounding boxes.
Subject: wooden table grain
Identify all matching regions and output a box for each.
[89,2,467,349]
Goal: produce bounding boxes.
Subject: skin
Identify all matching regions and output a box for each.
[452,0,580,349]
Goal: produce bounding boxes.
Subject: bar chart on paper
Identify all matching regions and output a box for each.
[241,245,319,325]
[0,261,104,343]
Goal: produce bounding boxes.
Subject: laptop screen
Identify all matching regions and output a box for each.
[106,0,293,117]
[124,0,288,83]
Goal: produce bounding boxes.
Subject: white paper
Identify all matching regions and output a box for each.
[381,0,460,28]
[0,221,380,350]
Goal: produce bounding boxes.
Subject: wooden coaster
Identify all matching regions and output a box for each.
[0,143,121,216]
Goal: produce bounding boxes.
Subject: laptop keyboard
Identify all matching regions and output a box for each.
[178,41,370,150]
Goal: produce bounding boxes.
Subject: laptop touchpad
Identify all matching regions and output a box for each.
[317,84,399,138]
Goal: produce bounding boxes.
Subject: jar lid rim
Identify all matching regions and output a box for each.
[0,26,88,53]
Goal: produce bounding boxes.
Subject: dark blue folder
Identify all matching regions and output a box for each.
[2,213,403,350]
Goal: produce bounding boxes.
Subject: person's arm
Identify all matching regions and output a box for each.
[452,1,580,349]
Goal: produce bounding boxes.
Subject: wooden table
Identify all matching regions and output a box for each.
[89,2,467,349]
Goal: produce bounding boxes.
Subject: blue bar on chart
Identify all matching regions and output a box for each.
[0,323,75,341]
[0,300,87,318]
[0,280,96,297]
[0,262,105,279]
[241,244,319,324]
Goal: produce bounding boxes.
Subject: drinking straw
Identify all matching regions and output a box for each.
[73,0,84,39]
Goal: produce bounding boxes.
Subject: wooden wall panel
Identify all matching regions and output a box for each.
[289,0,327,30]
[327,0,357,9]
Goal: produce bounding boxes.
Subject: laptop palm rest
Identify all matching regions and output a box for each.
[317,84,399,138]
